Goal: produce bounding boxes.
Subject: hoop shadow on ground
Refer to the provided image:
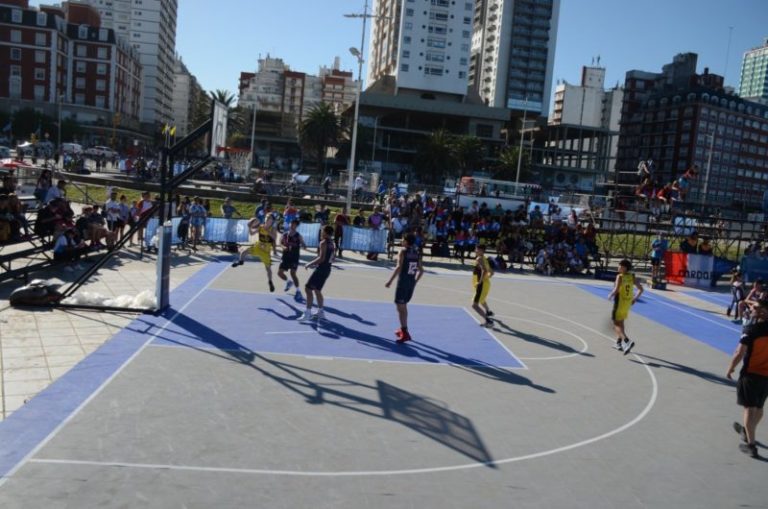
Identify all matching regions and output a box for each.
[492,319,594,358]
[152,311,502,466]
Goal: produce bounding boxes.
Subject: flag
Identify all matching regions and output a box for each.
[1,121,10,133]
[169,125,176,137]
[161,124,169,134]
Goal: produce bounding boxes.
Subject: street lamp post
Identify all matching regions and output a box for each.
[515,97,529,191]
[249,102,258,176]
[702,130,716,212]
[347,46,364,213]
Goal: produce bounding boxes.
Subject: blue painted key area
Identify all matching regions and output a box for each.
[151,289,524,368]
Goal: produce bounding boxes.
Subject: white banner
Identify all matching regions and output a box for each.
[683,253,714,288]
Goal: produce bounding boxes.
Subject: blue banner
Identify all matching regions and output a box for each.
[297,222,322,248]
[340,225,387,253]
[740,256,768,284]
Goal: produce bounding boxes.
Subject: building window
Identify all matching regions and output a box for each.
[462,30,471,38]
[401,64,409,72]
[459,57,468,66]
[10,65,21,77]
[76,77,86,89]
[464,16,472,24]
[34,68,45,80]
[426,52,445,62]
[98,47,108,59]
[97,63,107,75]
[403,36,411,44]
[424,66,443,76]
[404,22,413,30]
[10,48,21,61]
[459,71,467,79]
[75,93,85,105]
[10,30,21,43]
[37,12,47,26]
[406,8,414,16]
[429,25,447,35]
[402,50,410,59]
[77,45,87,57]
[79,25,89,39]
[95,96,106,108]
[427,38,446,48]
[465,2,473,10]
[11,9,22,23]
[34,50,46,63]
[461,43,470,52]
[76,61,86,73]
[35,33,47,46]
[99,28,108,41]
[429,12,449,22]
[96,79,106,91]
[34,85,45,101]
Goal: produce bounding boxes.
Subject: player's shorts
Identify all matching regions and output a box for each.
[279,254,300,272]
[395,281,416,304]
[612,298,631,322]
[249,243,272,267]
[737,373,768,409]
[473,279,491,305]
[650,257,661,267]
[306,265,331,291]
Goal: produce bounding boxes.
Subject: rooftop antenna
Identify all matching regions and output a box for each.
[597,55,601,66]
[723,26,734,83]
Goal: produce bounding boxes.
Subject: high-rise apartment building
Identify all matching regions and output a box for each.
[172,56,204,138]
[469,0,560,115]
[739,37,768,103]
[80,0,177,128]
[368,0,475,97]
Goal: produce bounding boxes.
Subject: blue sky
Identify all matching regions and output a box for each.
[32,0,768,104]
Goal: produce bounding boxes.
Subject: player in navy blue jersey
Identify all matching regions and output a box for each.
[385,233,424,343]
[300,225,336,322]
[278,219,306,302]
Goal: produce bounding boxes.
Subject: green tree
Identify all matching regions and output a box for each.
[413,129,457,184]
[299,103,342,172]
[492,145,532,182]
[452,135,484,175]
[209,89,236,107]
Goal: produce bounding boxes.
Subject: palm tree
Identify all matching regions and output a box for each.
[452,135,484,174]
[493,145,531,182]
[209,89,236,108]
[299,103,342,173]
[413,129,457,184]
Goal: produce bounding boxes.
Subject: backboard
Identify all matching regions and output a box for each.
[209,99,228,158]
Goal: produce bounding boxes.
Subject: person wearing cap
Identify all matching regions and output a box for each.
[608,259,644,355]
[726,297,768,459]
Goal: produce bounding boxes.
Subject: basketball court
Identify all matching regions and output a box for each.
[0,257,765,508]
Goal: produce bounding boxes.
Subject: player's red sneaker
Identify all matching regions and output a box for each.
[395,328,404,338]
[396,330,412,344]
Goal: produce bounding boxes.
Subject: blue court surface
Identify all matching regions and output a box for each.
[577,284,741,354]
[149,288,525,369]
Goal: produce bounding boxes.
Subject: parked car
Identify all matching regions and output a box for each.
[84,145,117,159]
[60,143,83,155]
[0,146,10,159]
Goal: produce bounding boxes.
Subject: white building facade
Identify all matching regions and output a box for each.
[368,0,475,96]
[81,0,178,127]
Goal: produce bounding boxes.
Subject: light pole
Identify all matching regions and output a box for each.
[344,0,388,213]
[347,46,364,213]
[249,102,258,175]
[57,93,63,156]
[702,130,716,211]
[515,97,529,191]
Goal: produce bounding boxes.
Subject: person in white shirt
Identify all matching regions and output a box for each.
[45,180,67,204]
[104,191,122,232]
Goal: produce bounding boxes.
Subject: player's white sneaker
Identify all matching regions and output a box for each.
[285,280,293,292]
[314,309,325,321]
[298,311,312,322]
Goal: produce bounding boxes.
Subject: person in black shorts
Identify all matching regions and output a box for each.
[385,233,424,343]
[727,297,768,459]
[300,225,335,322]
[278,219,306,302]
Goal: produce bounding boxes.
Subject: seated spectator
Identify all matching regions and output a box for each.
[535,247,551,275]
[698,236,713,256]
[529,205,543,226]
[353,209,366,227]
[52,227,89,272]
[7,194,30,239]
[680,232,699,254]
[45,180,67,204]
[0,194,18,243]
[314,204,330,224]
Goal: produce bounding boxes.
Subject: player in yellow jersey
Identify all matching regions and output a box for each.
[471,244,495,328]
[231,214,276,292]
[607,259,644,355]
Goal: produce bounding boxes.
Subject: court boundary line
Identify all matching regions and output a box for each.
[0,262,229,487]
[460,308,528,370]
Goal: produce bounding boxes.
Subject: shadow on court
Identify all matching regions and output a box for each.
[493,319,595,358]
[146,311,555,466]
[630,353,733,386]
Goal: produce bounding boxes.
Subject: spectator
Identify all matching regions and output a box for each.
[45,180,67,204]
[189,197,207,248]
[680,232,699,254]
[52,228,88,271]
[314,204,330,224]
[334,208,349,258]
[650,233,668,280]
[104,191,122,233]
[698,236,714,256]
[221,197,241,219]
[34,169,53,205]
[322,175,332,195]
